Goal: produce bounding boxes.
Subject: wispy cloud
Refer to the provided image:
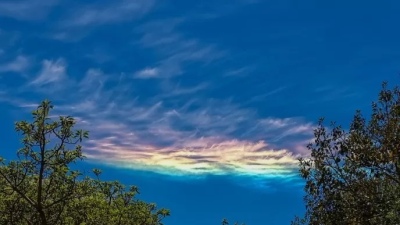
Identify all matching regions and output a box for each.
[247,86,288,103]
[47,74,312,179]
[47,0,156,42]
[0,0,59,21]
[158,83,208,98]
[79,69,105,90]
[135,18,225,77]
[257,118,314,142]
[310,85,360,103]
[30,58,67,86]
[0,56,314,182]
[134,67,159,79]
[174,0,261,21]
[225,66,255,77]
[62,0,155,27]
[0,0,315,182]
[0,56,30,73]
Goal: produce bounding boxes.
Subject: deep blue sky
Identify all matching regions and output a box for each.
[0,0,399,224]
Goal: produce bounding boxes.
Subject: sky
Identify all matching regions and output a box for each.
[0,0,399,224]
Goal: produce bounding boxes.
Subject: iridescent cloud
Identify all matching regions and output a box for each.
[1,59,315,181]
[85,134,300,178]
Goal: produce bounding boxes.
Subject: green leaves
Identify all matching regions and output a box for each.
[294,82,400,224]
[0,100,170,225]
[92,168,102,177]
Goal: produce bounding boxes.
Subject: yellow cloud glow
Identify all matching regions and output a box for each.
[85,137,300,178]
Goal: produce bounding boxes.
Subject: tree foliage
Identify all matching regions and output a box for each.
[221,218,246,225]
[0,100,169,225]
[294,82,400,225]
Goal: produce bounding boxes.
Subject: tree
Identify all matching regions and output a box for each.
[294,82,400,225]
[0,100,169,225]
[221,218,246,225]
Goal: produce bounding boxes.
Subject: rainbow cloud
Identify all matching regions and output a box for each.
[1,55,315,182]
[85,135,300,178]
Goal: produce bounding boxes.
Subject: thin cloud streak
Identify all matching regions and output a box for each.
[0,56,30,73]
[30,58,67,86]
[135,18,225,78]
[62,0,155,27]
[49,0,156,42]
[0,0,59,21]
[135,67,159,79]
